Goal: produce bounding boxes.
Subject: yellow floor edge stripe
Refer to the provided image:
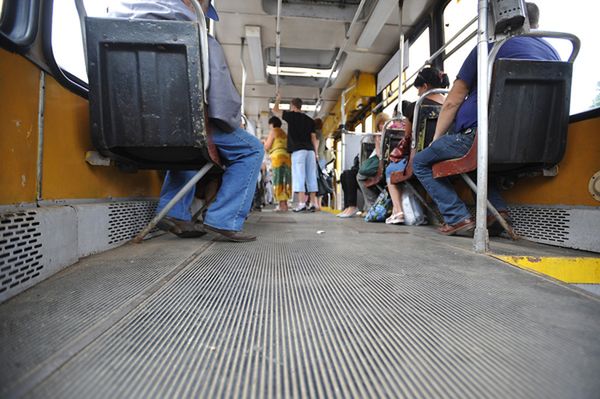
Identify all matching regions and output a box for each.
[492,256,600,284]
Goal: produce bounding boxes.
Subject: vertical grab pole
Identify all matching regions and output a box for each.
[275,0,282,94]
[474,0,490,253]
[397,0,404,118]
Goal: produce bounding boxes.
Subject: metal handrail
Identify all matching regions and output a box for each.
[313,0,369,116]
[372,16,478,114]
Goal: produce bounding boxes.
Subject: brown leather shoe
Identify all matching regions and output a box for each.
[437,218,475,236]
[204,225,257,242]
[156,216,206,238]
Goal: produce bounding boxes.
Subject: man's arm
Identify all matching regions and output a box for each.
[272,92,283,118]
[431,79,469,142]
[311,132,319,158]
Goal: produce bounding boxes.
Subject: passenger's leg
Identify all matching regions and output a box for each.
[385,160,407,217]
[203,127,264,232]
[305,150,318,209]
[339,170,358,216]
[412,134,473,225]
[291,150,308,210]
[156,170,198,221]
[356,173,380,211]
[387,183,404,216]
[488,180,508,212]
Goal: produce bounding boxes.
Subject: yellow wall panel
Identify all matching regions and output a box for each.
[503,117,600,207]
[0,49,40,205]
[41,76,162,200]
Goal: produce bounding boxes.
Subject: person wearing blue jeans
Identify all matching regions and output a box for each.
[111,0,263,241]
[156,127,263,236]
[412,127,508,234]
[413,2,559,235]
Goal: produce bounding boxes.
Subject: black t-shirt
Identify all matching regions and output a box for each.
[282,111,315,153]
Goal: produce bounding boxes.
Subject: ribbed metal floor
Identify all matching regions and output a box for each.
[3,212,600,398]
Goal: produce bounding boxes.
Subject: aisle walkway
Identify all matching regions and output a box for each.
[1,211,599,398]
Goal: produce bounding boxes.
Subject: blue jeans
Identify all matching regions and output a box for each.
[291,150,318,193]
[156,127,264,231]
[413,132,507,225]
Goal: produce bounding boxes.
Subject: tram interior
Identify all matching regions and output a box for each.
[0,0,599,397]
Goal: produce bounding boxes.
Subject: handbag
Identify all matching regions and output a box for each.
[389,132,411,163]
[401,189,427,225]
[316,161,333,196]
[358,155,380,177]
[364,191,392,223]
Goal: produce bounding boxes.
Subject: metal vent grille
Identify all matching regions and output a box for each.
[508,206,570,244]
[108,201,158,244]
[0,211,43,294]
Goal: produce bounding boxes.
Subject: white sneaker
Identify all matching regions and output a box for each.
[385,212,405,225]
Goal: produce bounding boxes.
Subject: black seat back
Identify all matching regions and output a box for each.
[414,104,442,151]
[488,58,572,169]
[86,17,209,169]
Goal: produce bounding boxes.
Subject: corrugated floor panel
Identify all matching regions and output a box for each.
[0,236,209,397]
[19,212,600,399]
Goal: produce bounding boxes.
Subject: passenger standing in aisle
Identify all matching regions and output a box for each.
[272,94,319,212]
[109,0,264,242]
[264,116,292,212]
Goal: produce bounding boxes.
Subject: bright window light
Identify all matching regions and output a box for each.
[269,102,318,112]
[266,65,337,79]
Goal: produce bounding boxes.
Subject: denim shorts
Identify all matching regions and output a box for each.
[385,158,408,183]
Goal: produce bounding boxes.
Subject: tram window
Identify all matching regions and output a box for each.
[404,27,430,103]
[365,114,373,133]
[355,123,363,134]
[442,0,477,83]
[383,100,397,118]
[51,0,110,84]
[533,0,599,114]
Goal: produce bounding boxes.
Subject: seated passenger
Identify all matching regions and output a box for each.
[412,2,559,235]
[109,0,264,242]
[356,112,390,211]
[385,67,449,224]
[337,156,360,218]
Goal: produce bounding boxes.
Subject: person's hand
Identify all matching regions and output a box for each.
[275,92,281,103]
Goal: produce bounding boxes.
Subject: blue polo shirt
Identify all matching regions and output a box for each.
[454,36,560,132]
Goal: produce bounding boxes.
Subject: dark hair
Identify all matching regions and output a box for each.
[413,67,450,89]
[526,2,539,29]
[269,116,282,128]
[291,97,303,109]
[314,118,323,130]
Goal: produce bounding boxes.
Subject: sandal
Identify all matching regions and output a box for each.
[385,212,404,225]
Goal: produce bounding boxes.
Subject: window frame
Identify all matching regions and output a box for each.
[41,0,89,98]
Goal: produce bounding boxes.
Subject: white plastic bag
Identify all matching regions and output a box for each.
[401,190,427,225]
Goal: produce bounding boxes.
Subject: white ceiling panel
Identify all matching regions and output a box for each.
[209,0,440,123]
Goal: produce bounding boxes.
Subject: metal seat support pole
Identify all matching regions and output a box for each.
[460,173,518,240]
[133,162,214,243]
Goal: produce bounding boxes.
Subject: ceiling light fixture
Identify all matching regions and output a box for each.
[269,102,318,112]
[266,65,336,79]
